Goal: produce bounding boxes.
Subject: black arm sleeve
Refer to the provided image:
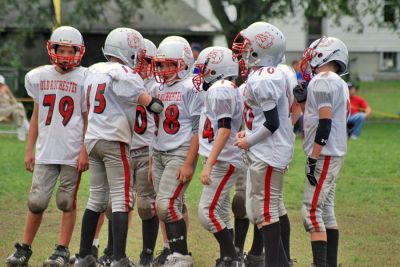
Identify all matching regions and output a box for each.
[315,119,332,145]
[217,117,232,129]
[262,106,280,134]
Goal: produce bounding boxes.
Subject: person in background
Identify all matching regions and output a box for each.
[347,83,371,140]
[0,74,29,141]
[291,60,303,82]
[191,43,203,61]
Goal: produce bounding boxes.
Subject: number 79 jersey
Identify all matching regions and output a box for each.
[25,65,87,167]
[244,67,294,169]
[198,80,243,167]
[151,77,204,151]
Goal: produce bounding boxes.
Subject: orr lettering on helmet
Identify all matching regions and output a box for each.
[206,49,224,64]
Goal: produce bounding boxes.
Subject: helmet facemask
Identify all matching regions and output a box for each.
[47,42,85,71]
[153,58,186,85]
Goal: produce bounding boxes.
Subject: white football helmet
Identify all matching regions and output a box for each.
[153,40,194,84]
[300,36,348,81]
[192,46,238,91]
[47,26,85,70]
[103,27,145,70]
[159,36,190,46]
[139,38,157,79]
[232,22,285,76]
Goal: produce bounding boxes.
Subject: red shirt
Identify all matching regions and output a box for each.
[350,95,368,115]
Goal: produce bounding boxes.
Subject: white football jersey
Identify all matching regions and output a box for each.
[84,62,145,152]
[244,67,294,169]
[152,77,204,151]
[303,71,349,157]
[278,64,298,107]
[198,80,244,167]
[131,79,156,150]
[25,65,87,167]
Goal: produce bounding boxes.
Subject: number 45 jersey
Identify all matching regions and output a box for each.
[84,62,146,152]
[152,77,204,152]
[198,80,243,167]
[25,65,87,167]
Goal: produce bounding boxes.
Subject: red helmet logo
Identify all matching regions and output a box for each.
[127,33,140,49]
[318,37,334,47]
[206,49,224,64]
[254,32,274,49]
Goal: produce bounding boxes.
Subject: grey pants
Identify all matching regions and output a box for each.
[152,147,190,223]
[86,140,134,213]
[131,147,156,220]
[198,161,239,233]
[301,155,344,232]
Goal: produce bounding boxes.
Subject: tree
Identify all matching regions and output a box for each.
[209,0,400,46]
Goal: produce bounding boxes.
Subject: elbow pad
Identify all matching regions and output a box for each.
[315,119,332,145]
[146,97,164,114]
[217,117,232,129]
[263,106,280,134]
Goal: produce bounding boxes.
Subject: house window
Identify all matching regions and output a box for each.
[384,1,396,23]
[307,17,323,46]
[380,52,398,71]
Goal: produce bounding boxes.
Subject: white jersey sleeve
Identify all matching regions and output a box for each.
[247,69,282,111]
[25,65,87,167]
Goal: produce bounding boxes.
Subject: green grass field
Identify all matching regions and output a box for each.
[0,81,399,266]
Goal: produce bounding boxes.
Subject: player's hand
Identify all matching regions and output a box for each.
[24,150,35,172]
[293,81,309,103]
[234,136,250,150]
[236,131,246,139]
[200,163,212,185]
[77,148,89,172]
[176,162,194,184]
[305,157,318,186]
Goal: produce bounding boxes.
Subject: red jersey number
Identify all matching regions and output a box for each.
[93,83,107,114]
[43,94,74,127]
[202,117,214,143]
[243,101,254,130]
[134,105,147,135]
[163,104,180,135]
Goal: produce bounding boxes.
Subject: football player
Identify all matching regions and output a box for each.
[74,28,163,267]
[295,36,349,267]
[6,26,88,267]
[233,22,294,267]
[151,37,203,267]
[194,46,243,267]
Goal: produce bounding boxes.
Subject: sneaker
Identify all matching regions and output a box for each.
[97,248,113,267]
[215,257,242,267]
[138,249,153,267]
[110,257,135,267]
[244,253,264,267]
[6,243,32,266]
[350,134,358,140]
[16,126,26,141]
[43,245,70,267]
[163,252,193,267]
[69,245,99,265]
[74,254,97,267]
[152,247,171,266]
[288,259,297,266]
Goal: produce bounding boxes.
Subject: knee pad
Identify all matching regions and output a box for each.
[28,191,49,214]
[137,197,156,220]
[198,204,212,232]
[56,190,74,212]
[232,192,247,219]
[156,198,169,222]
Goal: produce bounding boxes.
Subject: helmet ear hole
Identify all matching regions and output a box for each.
[131,54,135,60]
[211,70,216,75]
[252,52,258,58]
[317,53,323,58]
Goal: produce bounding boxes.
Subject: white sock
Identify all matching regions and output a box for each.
[92,238,99,247]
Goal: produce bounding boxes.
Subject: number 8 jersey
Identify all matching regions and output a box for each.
[152,78,204,151]
[25,65,88,167]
